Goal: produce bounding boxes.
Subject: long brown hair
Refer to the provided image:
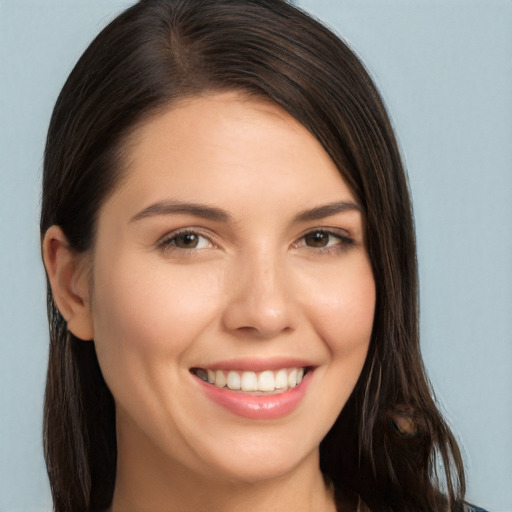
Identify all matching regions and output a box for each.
[41,1,465,511]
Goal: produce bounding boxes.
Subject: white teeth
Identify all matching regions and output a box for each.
[258,370,275,392]
[275,369,288,389]
[288,368,298,388]
[195,367,308,393]
[241,371,258,391]
[227,371,241,390]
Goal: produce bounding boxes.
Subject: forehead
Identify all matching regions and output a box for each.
[103,92,356,224]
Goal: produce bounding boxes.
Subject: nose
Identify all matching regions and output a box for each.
[222,250,298,339]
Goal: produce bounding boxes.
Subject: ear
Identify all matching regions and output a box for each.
[42,225,94,341]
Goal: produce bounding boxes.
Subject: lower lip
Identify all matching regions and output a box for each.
[194,371,313,420]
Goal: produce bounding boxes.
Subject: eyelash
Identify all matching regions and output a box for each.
[157,228,354,255]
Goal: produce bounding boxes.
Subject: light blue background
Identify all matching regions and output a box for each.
[1,1,510,511]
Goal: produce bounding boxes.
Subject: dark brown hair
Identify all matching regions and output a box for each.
[41,1,465,511]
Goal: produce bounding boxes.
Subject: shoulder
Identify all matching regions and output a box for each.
[466,506,490,512]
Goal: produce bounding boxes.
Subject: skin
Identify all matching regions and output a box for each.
[43,92,376,512]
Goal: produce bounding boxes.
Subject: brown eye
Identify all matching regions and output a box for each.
[159,231,212,251]
[173,233,200,248]
[304,231,331,248]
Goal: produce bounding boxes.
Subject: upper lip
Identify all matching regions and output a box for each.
[191,357,315,372]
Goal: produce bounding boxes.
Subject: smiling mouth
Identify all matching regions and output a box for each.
[190,367,310,394]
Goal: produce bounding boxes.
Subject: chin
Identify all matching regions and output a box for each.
[187,428,321,486]
[207,455,313,486]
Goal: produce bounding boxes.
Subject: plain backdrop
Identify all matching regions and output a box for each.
[1,1,510,511]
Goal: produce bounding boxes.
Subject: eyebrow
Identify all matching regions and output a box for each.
[129,199,361,224]
[130,201,232,223]
[293,200,361,222]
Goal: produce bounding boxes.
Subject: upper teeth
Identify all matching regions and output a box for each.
[194,368,306,392]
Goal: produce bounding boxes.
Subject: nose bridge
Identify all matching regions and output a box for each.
[222,245,296,338]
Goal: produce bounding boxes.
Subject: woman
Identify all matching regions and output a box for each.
[40,1,486,511]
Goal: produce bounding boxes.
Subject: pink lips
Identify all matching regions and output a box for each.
[193,366,313,420]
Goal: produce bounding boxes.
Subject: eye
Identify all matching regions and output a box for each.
[304,231,337,248]
[294,229,354,253]
[158,230,213,251]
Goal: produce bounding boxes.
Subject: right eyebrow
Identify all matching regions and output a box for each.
[129,200,232,223]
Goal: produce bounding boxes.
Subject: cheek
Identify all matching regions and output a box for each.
[89,254,226,384]
[304,258,376,356]
[294,258,375,430]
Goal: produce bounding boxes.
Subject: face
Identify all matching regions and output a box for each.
[88,92,375,486]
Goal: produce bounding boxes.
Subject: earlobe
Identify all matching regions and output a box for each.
[42,225,95,341]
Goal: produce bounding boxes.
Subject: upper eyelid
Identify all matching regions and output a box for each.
[159,226,214,237]
[296,226,352,239]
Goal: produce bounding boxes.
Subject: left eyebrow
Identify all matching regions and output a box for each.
[293,201,362,223]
